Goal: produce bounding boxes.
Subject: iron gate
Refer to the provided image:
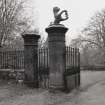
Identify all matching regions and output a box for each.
[38,47,80,88]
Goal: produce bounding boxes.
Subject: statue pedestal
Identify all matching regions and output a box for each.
[46,24,68,91]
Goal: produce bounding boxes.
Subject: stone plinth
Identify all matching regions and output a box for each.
[46,24,68,91]
[22,34,40,88]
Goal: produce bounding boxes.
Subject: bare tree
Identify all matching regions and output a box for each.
[0,0,36,47]
[82,9,105,50]
[70,8,105,66]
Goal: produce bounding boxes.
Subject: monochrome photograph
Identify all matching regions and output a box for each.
[0,0,105,105]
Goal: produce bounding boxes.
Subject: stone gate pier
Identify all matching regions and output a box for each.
[46,24,68,91]
[22,34,40,88]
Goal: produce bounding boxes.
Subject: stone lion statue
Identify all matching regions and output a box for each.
[53,6,68,24]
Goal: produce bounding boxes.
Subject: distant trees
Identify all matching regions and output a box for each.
[0,0,38,48]
[82,9,105,50]
[70,8,105,66]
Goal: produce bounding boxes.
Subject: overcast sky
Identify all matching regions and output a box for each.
[32,0,105,44]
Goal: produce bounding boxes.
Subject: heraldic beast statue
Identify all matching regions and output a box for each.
[53,6,68,24]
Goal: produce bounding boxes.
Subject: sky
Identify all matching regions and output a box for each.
[31,0,105,44]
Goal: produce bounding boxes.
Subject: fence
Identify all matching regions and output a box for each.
[64,46,80,89]
[0,47,80,88]
[0,47,80,70]
[0,50,24,70]
[65,47,80,74]
[38,48,49,88]
[38,48,49,71]
[37,47,80,88]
